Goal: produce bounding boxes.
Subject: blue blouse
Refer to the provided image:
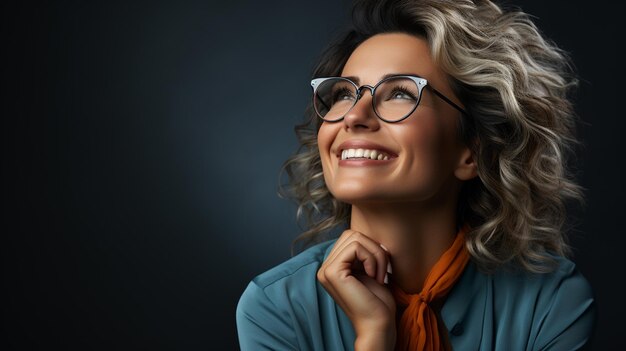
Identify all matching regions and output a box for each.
[236,240,595,350]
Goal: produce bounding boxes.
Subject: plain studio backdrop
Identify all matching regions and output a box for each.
[3,0,624,349]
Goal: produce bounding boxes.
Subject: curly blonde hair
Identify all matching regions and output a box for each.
[280,0,583,273]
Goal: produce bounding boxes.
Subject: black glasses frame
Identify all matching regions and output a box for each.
[310,75,469,123]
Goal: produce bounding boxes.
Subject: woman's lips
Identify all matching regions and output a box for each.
[338,156,396,167]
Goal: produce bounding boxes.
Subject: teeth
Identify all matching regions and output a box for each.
[340,148,392,161]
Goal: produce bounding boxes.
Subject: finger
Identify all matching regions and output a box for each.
[326,231,382,270]
[327,231,389,285]
[357,274,396,311]
[331,241,379,279]
[337,275,384,318]
[318,232,362,301]
[318,239,393,321]
[318,244,375,312]
[324,229,361,266]
[324,270,387,319]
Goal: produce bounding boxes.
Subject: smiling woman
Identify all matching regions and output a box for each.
[236,0,595,350]
[317,34,473,213]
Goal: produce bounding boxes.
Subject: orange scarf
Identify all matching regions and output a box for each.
[390,225,470,351]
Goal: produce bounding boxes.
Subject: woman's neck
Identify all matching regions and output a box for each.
[349,200,459,294]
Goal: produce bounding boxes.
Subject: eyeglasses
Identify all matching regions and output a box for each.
[310,75,469,123]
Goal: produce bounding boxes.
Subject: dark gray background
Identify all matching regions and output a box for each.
[3,0,624,349]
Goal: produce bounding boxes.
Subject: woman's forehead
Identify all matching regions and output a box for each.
[340,32,445,87]
[341,33,447,91]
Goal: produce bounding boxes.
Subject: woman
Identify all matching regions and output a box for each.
[237,0,595,350]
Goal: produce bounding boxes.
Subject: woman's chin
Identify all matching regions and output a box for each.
[331,189,409,206]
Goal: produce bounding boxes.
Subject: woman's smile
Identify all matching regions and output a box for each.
[336,139,398,166]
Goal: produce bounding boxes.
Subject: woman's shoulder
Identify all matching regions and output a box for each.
[236,240,338,350]
[249,239,336,290]
[485,254,594,318]
[237,239,336,316]
[491,254,593,296]
[490,255,595,348]
[445,255,595,349]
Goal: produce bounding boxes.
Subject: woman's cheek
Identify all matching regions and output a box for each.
[317,125,336,192]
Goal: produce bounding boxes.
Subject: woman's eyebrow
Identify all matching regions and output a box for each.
[340,73,422,85]
[341,75,360,84]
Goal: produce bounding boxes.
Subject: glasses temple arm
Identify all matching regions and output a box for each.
[428,86,470,116]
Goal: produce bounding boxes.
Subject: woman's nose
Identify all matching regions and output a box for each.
[342,89,380,131]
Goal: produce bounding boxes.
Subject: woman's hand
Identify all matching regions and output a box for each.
[317,230,396,351]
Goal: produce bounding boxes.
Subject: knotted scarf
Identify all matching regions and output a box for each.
[390,225,470,350]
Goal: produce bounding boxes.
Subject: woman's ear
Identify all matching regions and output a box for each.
[454,146,478,181]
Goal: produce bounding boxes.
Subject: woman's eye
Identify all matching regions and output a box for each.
[332,88,356,103]
[392,91,409,99]
[389,88,416,100]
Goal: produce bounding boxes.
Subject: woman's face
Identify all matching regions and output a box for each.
[317,32,474,206]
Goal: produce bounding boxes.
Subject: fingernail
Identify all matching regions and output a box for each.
[387,262,393,274]
[380,244,389,252]
[384,273,389,284]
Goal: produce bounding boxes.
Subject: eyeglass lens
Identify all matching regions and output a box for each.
[313,77,420,122]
